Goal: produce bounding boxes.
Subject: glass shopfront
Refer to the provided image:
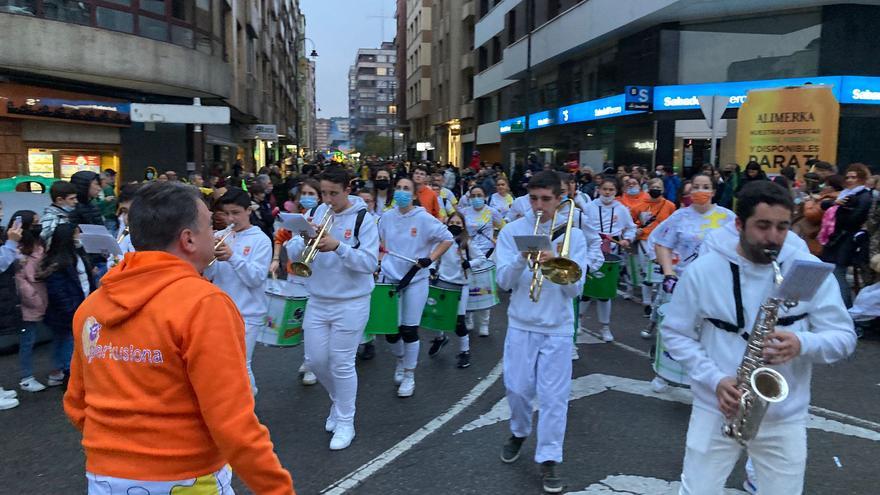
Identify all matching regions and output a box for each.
[27,147,120,180]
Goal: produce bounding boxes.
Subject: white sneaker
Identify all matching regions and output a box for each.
[650,376,670,394]
[302,371,317,386]
[0,387,17,399]
[0,396,19,410]
[571,346,580,361]
[600,327,614,342]
[47,372,65,387]
[478,327,489,337]
[325,408,337,433]
[393,359,405,385]
[397,370,415,397]
[640,327,654,339]
[298,363,308,374]
[329,424,356,450]
[19,377,46,393]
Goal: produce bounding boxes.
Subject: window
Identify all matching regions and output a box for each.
[43,0,91,25]
[0,0,36,15]
[376,67,387,76]
[96,7,134,33]
[506,9,516,45]
[141,0,165,15]
[377,55,387,62]
[491,36,501,65]
[171,0,192,22]
[195,0,210,30]
[139,16,168,41]
[377,118,388,126]
[171,24,194,48]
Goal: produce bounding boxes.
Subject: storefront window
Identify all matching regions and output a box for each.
[96,7,134,33]
[43,0,90,25]
[0,0,36,15]
[27,148,120,180]
[676,11,822,84]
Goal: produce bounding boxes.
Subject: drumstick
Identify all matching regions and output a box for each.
[385,251,418,265]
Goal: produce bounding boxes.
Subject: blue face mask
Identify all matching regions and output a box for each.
[470,197,485,209]
[627,186,641,196]
[299,196,318,209]
[394,189,413,208]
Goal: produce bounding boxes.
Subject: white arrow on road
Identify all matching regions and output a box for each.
[456,373,880,443]
[565,474,746,494]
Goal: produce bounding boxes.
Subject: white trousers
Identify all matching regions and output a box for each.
[303,294,371,427]
[244,321,261,395]
[390,276,429,326]
[466,309,490,331]
[503,327,573,463]
[679,407,807,495]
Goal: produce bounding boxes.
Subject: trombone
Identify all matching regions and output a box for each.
[528,199,583,302]
[291,209,333,277]
[207,223,235,268]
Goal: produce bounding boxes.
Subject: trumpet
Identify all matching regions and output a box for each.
[207,223,235,267]
[291,209,333,277]
[528,199,583,302]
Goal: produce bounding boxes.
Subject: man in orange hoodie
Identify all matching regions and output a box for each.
[412,164,441,219]
[63,182,294,494]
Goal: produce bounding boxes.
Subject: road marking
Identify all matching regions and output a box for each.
[457,373,880,442]
[320,360,504,494]
[578,328,651,358]
[565,474,746,494]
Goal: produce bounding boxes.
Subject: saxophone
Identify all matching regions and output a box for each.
[721,249,792,446]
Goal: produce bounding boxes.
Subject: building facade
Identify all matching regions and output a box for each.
[348,42,399,155]
[473,0,880,174]
[404,0,434,158]
[0,0,314,181]
[315,118,331,153]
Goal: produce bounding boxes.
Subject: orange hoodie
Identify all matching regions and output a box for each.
[63,251,294,494]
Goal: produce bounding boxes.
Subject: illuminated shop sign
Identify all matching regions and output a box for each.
[528,110,555,129]
[839,76,880,105]
[499,116,525,134]
[5,97,131,125]
[557,94,642,124]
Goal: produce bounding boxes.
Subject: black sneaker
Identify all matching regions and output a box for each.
[428,335,449,357]
[456,351,471,368]
[540,461,563,493]
[358,342,375,361]
[643,305,652,318]
[500,435,526,463]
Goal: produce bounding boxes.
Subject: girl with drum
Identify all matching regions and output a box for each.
[426,212,488,368]
[580,177,637,342]
[488,177,514,218]
[270,178,321,386]
[458,186,504,337]
[378,177,454,397]
[647,173,734,392]
[628,178,676,316]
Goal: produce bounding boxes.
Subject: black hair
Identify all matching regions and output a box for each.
[412,164,430,175]
[8,210,39,256]
[129,182,205,251]
[49,180,77,203]
[598,176,620,192]
[735,180,794,222]
[117,183,142,205]
[218,187,252,209]
[41,223,83,275]
[469,185,486,196]
[527,171,563,196]
[320,166,352,187]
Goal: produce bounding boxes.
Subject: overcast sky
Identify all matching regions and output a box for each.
[302,0,397,119]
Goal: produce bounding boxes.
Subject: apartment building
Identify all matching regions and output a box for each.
[349,42,399,153]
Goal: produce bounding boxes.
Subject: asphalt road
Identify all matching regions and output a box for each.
[1,294,878,495]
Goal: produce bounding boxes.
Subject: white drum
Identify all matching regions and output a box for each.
[466,263,500,311]
[259,279,308,347]
[652,303,691,386]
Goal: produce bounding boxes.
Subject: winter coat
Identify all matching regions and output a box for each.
[69,171,104,227]
[44,254,96,331]
[15,245,48,322]
[822,188,873,266]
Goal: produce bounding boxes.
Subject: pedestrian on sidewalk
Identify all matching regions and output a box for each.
[0,203,24,409]
[12,210,49,393]
[63,181,294,494]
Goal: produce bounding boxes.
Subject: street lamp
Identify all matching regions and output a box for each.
[292,36,318,167]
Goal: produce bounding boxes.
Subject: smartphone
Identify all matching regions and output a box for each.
[12,216,21,230]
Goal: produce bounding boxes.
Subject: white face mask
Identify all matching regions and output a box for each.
[600,195,615,205]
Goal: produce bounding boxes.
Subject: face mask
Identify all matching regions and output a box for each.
[600,195,615,205]
[626,186,641,196]
[375,179,389,190]
[448,224,463,237]
[74,239,83,249]
[61,205,75,213]
[648,189,662,199]
[691,191,713,206]
[470,197,485,209]
[394,190,413,208]
[299,196,318,209]
[30,225,42,236]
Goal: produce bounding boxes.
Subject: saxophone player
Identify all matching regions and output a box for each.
[661,181,856,495]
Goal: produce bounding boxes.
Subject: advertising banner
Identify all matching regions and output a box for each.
[735,86,839,175]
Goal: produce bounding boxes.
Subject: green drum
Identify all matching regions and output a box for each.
[421,281,463,332]
[260,280,308,347]
[365,283,400,335]
[583,253,621,300]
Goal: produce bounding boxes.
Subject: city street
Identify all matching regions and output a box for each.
[1,294,878,494]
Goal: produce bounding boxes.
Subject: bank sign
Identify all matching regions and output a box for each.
[654,75,880,110]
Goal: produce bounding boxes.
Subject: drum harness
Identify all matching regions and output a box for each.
[707,262,808,341]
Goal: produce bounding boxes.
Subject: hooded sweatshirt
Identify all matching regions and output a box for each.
[661,230,856,424]
[378,206,454,283]
[285,196,379,300]
[63,252,294,494]
[69,171,104,227]
[494,210,588,335]
[203,225,272,324]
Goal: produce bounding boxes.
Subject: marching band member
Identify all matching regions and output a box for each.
[285,167,378,450]
[488,177,514,218]
[495,171,587,494]
[580,177,636,342]
[628,178,676,315]
[378,177,453,398]
[504,193,532,223]
[426,211,487,368]
[458,186,503,337]
[661,181,855,495]
[204,188,272,396]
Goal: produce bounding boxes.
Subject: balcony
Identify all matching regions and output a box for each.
[460,101,475,120]
[461,0,475,21]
